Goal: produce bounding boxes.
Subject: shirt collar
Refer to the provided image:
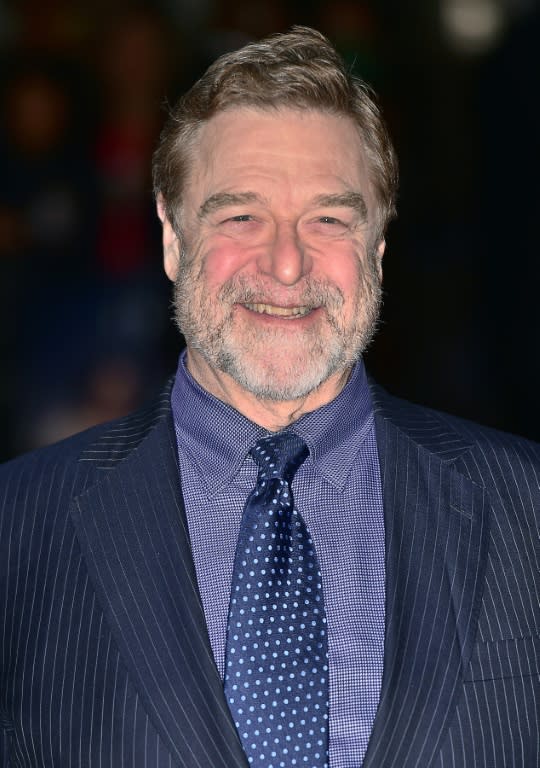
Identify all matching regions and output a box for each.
[171,351,374,495]
[292,361,374,489]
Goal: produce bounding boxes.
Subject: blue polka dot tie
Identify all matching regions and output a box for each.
[224,432,329,767]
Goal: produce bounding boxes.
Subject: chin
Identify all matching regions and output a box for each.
[215,344,350,402]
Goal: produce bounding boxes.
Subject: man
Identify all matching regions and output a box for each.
[1,27,538,768]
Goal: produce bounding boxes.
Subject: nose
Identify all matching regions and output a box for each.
[259,222,310,286]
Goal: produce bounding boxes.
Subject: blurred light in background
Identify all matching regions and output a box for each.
[441,0,506,54]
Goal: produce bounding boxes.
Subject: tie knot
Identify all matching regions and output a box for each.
[250,432,308,483]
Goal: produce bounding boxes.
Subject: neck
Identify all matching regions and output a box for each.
[185,349,352,431]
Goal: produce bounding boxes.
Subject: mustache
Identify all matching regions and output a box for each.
[217,276,345,310]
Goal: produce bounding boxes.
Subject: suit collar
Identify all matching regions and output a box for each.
[70,391,249,768]
[364,384,490,767]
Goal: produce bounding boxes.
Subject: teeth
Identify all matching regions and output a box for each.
[244,303,311,317]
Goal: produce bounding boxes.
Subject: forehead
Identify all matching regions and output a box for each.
[185,107,373,205]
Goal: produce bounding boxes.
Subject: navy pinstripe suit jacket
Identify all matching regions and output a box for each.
[1,381,539,767]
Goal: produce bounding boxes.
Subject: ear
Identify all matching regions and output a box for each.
[375,239,385,281]
[157,195,181,282]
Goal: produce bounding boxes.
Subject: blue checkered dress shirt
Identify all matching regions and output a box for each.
[171,353,385,767]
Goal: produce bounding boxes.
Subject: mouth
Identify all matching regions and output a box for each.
[242,303,312,318]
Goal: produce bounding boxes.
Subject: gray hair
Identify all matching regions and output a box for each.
[153,26,398,241]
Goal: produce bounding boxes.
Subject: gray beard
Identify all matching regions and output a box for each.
[173,250,382,402]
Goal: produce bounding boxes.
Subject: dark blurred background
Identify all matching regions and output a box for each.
[0,0,538,460]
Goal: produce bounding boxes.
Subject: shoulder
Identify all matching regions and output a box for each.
[371,380,540,463]
[0,386,175,631]
[0,385,174,526]
[370,381,540,521]
[0,420,111,497]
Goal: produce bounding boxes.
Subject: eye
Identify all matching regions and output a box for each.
[224,214,254,223]
[218,213,261,237]
[219,214,257,228]
[309,214,350,235]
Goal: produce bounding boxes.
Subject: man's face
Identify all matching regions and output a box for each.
[162,108,384,403]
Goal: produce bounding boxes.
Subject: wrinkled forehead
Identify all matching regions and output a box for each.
[193,104,370,158]
[183,106,377,211]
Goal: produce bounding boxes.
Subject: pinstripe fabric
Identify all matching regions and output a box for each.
[364,387,539,768]
[1,380,538,767]
[1,388,248,768]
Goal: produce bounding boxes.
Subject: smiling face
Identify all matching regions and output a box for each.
[160,108,384,423]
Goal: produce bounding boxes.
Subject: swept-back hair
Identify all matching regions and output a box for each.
[153,26,398,240]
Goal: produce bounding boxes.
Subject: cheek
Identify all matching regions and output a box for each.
[315,246,363,296]
[199,240,258,287]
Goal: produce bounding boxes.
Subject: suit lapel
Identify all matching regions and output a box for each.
[69,398,249,768]
[364,388,490,767]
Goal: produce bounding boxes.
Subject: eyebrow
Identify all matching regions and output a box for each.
[198,192,266,219]
[198,190,369,221]
[311,192,368,221]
